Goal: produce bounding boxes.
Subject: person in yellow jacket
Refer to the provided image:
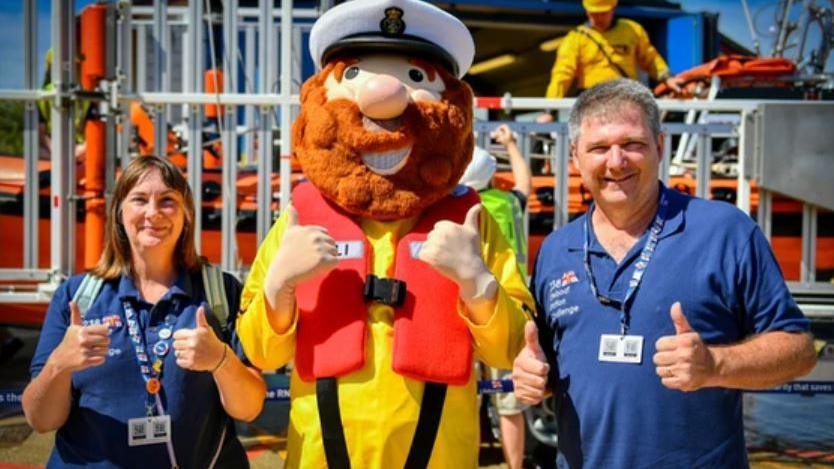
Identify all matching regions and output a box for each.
[236,1,534,468]
[545,0,683,98]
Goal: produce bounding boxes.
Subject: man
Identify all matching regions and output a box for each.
[513,79,816,468]
[460,124,531,469]
[545,0,683,99]
[236,1,533,467]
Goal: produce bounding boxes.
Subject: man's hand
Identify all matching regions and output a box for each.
[491,124,516,147]
[264,205,339,302]
[47,301,110,373]
[418,204,497,302]
[173,306,226,372]
[653,302,717,391]
[512,321,550,405]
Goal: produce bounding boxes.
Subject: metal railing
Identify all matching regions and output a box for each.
[471,97,834,318]
[0,0,309,301]
[0,2,831,320]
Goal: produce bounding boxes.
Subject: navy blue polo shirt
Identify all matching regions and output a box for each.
[31,270,250,469]
[531,184,809,469]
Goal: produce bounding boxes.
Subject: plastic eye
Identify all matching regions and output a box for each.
[344,66,359,80]
[409,69,424,82]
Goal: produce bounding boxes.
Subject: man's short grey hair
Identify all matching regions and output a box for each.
[568,79,661,144]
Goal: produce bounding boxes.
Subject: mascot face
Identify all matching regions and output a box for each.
[292,54,474,220]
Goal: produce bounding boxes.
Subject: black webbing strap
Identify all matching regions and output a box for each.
[576,21,629,79]
[403,382,447,469]
[317,378,447,469]
[316,378,351,469]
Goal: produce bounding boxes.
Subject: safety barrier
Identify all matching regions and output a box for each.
[0,2,832,324]
[3,379,833,410]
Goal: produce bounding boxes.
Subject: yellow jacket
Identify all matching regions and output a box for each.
[237,204,534,469]
[546,18,670,98]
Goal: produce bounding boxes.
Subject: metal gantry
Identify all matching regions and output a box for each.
[0,1,831,321]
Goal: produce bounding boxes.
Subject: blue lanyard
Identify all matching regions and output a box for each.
[123,299,180,468]
[123,300,165,415]
[582,194,668,335]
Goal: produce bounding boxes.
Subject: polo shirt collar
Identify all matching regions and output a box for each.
[116,270,193,301]
[567,182,686,252]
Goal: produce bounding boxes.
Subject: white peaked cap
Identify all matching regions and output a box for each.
[310,0,475,78]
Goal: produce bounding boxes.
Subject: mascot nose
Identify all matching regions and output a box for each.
[357,74,409,120]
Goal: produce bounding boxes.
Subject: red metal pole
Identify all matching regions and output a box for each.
[80,3,107,269]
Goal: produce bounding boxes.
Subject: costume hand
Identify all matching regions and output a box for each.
[173,306,226,372]
[49,301,110,373]
[653,302,717,391]
[491,124,516,146]
[512,321,550,405]
[264,204,339,298]
[418,204,497,302]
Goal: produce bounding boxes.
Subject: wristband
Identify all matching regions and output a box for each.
[210,344,229,373]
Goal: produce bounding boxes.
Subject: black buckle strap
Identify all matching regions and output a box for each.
[404,382,447,469]
[317,377,447,469]
[317,378,351,469]
[363,274,406,307]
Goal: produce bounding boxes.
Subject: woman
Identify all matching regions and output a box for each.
[22,156,266,468]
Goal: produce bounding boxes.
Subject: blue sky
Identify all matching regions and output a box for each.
[0,0,828,89]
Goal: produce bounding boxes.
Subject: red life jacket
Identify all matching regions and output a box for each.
[293,183,479,385]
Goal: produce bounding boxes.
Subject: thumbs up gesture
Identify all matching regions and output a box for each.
[419,204,497,302]
[512,321,550,405]
[653,302,717,391]
[264,204,339,299]
[173,306,226,372]
[50,301,110,373]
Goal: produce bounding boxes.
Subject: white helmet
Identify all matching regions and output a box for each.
[459,146,497,191]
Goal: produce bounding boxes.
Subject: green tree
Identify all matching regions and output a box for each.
[0,101,24,156]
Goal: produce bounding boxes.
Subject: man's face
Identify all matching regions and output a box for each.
[571,104,662,209]
[292,54,473,220]
[587,10,615,31]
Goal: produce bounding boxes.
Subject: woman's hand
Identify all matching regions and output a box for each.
[172,306,226,372]
[47,301,110,373]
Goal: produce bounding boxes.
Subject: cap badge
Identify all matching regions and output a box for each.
[380,7,406,36]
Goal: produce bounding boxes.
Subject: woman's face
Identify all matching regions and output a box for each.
[120,167,186,259]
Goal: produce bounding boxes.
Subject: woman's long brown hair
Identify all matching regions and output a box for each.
[89,155,202,279]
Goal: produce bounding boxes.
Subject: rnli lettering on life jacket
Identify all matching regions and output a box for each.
[292,183,479,385]
[335,241,364,259]
[408,242,423,259]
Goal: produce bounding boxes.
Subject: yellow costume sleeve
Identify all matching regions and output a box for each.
[545,31,580,99]
[461,209,534,370]
[236,211,298,370]
[626,19,670,81]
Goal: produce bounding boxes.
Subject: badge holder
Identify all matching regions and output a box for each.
[598,334,643,364]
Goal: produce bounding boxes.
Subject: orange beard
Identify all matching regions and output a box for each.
[292,63,474,220]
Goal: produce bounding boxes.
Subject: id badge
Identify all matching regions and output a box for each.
[598,334,643,364]
[128,415,171,446]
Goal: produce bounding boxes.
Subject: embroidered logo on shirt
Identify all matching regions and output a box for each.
[555,270,579,288]
[546,272,581,318]
[102,314,123,330]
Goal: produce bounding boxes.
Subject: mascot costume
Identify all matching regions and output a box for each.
[237,1,533,467]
